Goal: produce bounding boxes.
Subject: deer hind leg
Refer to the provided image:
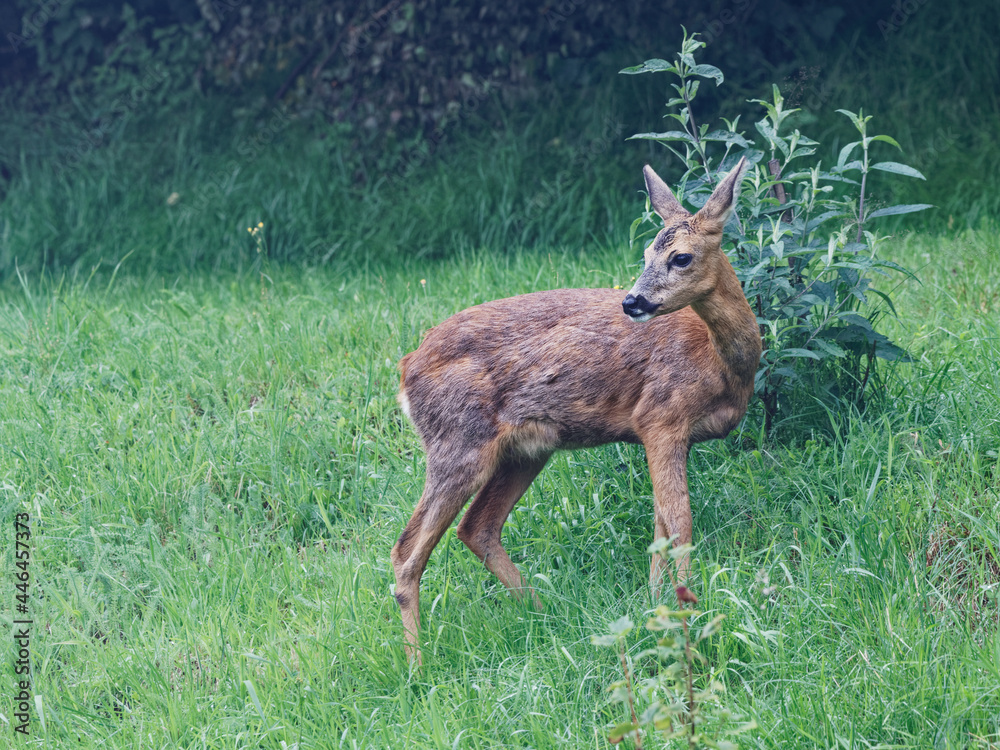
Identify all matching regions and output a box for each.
[391,445,496,663]
[456,453,550,609]
[643,439,693,596]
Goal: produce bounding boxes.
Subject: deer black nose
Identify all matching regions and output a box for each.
[622,293,659,318]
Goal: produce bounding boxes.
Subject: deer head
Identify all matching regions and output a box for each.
[622,157,749,321]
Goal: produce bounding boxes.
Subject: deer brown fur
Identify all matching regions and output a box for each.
[392,158,760,662]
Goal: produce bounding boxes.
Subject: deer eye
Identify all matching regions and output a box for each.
[672,253,693,268]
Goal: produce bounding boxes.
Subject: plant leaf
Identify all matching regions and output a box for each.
[608,722,639,743]
[780,348,822,360]
[619,59,673,75]
[869,134,902,149]
[836,160,864,173]
[703,130,750,147]
[867,288,900,318]
[829,323,874,344]
[608,615,634,636]
[805,210,847,231]
[627,131,696,144]
[837,142,860,169]
[875,337,912,362]
[870,161,926,179]
[867,203,934,219]
[691,63,724,85]
[837,311,875,332]
[812,339,847,358]
[591,633,620,647]
[755,119,789,157]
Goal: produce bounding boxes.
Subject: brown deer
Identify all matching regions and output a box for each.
[392,158,760,662]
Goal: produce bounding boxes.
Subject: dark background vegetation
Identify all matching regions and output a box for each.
[0,0,998,276]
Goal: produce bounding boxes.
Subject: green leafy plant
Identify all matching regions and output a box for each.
[592,539,756,748]
[621,30,929,434]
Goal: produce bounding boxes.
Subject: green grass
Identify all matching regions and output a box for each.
[0,84,639,280]
[1,223,998,747]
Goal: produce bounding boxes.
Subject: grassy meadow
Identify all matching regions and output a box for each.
[1,216,999,747]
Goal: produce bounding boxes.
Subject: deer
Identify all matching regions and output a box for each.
[392,157,760,663]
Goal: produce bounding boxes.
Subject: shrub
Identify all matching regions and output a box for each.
[622,31,929,434]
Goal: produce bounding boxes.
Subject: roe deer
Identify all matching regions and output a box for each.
[393,158,760,662]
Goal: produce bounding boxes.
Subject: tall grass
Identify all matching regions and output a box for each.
[1,226,997,747]
[0,83,641,279]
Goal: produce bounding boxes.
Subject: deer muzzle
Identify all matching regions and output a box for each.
[622,293,660,322]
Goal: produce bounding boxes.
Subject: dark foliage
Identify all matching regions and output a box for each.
[1,0,903,137]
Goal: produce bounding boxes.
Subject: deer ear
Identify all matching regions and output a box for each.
[696,156,749,229]
[643,165,689,224]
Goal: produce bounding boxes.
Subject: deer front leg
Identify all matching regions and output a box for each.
[643,439,693,597]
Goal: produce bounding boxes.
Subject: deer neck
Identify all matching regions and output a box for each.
[689,261,760,388]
